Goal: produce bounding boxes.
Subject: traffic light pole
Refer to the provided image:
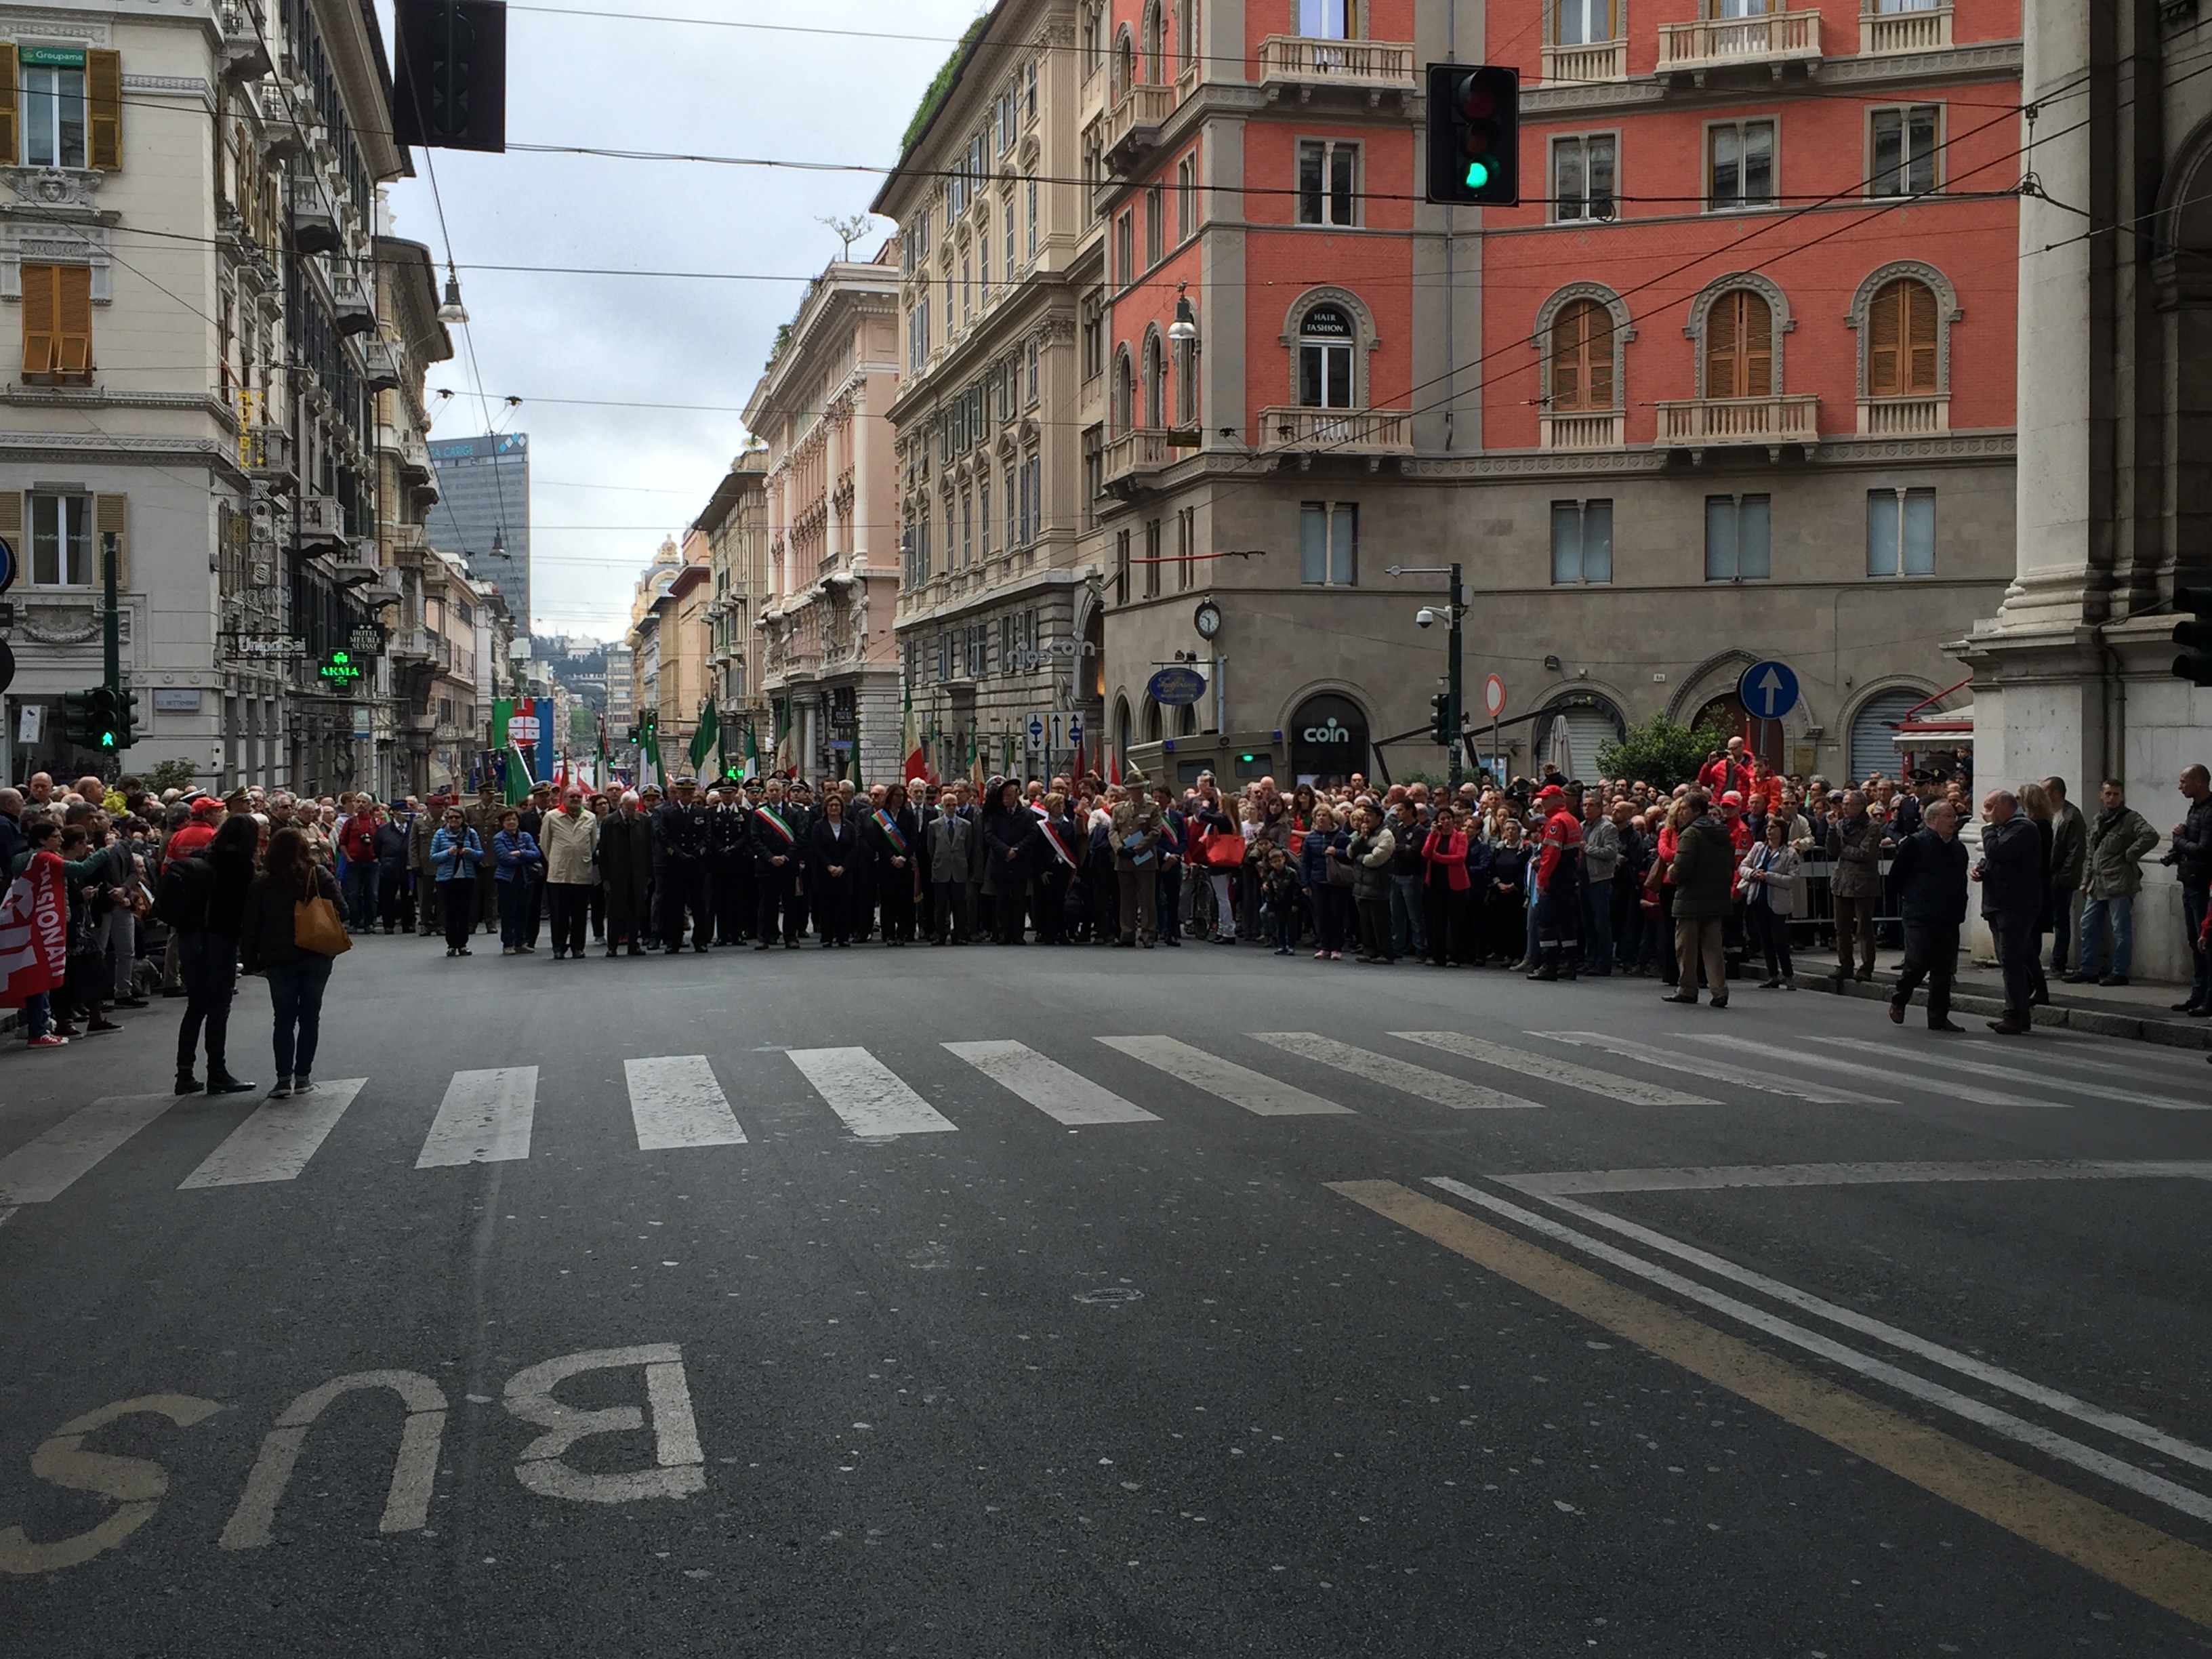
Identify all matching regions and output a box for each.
[1446,562,1465,794]
[102,531,119,697]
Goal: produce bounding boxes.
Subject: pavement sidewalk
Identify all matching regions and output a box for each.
[1803,956,2212,1051]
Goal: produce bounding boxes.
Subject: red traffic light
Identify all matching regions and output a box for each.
[1458,77,1497,120]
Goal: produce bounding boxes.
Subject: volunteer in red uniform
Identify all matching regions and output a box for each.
[1529,783,1586,982]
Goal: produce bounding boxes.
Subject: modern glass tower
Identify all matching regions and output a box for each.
[427,432,531,631]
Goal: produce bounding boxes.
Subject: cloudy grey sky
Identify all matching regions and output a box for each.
[373,0,986,641]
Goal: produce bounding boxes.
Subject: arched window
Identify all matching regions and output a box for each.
[1549,298,1616,411]
[1143,698,1163,741]
[1114,696,1133,764]
[1113,28,1134,98]
[1142,1,1166,81]
[1704,288,1773,400]
[1112,346,1135,431]
[1143,330,1165,427]
[1866,276,1939,397]
[1297,304,1355,409]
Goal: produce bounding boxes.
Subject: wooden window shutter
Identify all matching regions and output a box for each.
[1905,279,1939,393]
[21,263,56,380]
[0,489,21,550]
[1551,305,1586,409]
[1742,291,1773,398]
[1868,279,1904,397]
[1706,291,1738,398]
[0,45,18,167]
[1586,304,1615,410]
[87,49,122,171]
[95,493,127,588]
[54,265,92,380]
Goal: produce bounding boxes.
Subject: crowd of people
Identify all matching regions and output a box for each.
[3,744,2208,1092]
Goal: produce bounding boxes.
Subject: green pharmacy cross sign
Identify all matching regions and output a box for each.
[319,649,366,687]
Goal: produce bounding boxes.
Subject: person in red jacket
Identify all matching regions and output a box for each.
[1529,783,1585,982]
[337,800,382,933]
[165,796,224,860]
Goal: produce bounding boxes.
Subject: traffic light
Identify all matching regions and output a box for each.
[1430,692,1453,747]
[392,0,508,154]
[2175,587,2212,687]
[85,684,133,752]
[60,689,99,750]
[1425,64,1519,206]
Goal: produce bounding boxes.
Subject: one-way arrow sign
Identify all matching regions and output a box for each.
[1737,659,1801,722]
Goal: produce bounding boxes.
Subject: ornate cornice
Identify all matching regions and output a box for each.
[1520,41,2021,118]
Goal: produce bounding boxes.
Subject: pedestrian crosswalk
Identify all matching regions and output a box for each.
[0,1025,2203,1216]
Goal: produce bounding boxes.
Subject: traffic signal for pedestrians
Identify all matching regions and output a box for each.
[2175,587,2212,687]
[85,683,136,752]
[1425,64,1519,206]
[392,0,508,154]
[1430,692,1452,747]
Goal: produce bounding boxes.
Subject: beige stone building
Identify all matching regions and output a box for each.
[874,0,1105,787]
[746,249,903,782]
[696,448,771,764]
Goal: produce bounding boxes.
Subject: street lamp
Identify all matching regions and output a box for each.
[436,270,469,328]
[1168,284,1199,346]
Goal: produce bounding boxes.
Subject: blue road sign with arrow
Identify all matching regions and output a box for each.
[0,533,16,596]
[1738,659,1801,722]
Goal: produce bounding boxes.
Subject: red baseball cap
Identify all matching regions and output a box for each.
[1721,791,1744,806]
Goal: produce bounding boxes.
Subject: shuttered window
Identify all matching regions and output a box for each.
[1550,299,1616,411]
[87,48,121,170]
[0,45,18,165]
[1704,289,1772,400]
[1866,276,1939,397]
[1849,691,1923,786]
[22,263,93,384]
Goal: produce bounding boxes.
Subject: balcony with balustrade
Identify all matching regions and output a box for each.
[1100,428,1199,495]
[1255,405,1415,461]
[1655,394,1821,457]
[1860,1,1951,55]
[1539,36,1628,86]
[1540,411,1626,451]
[1856,394,1948,436]
[1086,80,1180,177]
[1256,36,1418,105]
[1658,8,1822,80]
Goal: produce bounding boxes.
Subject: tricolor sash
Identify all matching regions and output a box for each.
[755,806,795,844]
[872,808,909,856]
[1038,819,1079,869]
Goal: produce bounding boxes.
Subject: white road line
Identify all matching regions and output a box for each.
[1096,1036,1353,1117]
[1679,1033,2072,1109]
[1812,1036,2211,1112]
[624,1056,747,1150]
[0,1094,178,1206]
[1426,1177,2212,1521]
[1496,1159,2212,1196]
[1392,1032,1715,1108]
[1443,1174,2212,1482]
[943,1041,1159,1126]
[1532,1031,1881,1105]
[0,1208,14,1228]
[1253,1032,1543,1111]
[179,1080,369,1189]
[415,1068,539,1168]
[786,1048,958,1137]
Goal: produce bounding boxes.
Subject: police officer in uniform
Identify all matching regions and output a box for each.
[653,775,714,954]
[751,778,804,948]
[709,779,754,945]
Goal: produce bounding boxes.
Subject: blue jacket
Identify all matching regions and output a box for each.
[1300,827,1347,889]
[1891,825,1969,925]
[430,825,484,882]
[493,828,544,882]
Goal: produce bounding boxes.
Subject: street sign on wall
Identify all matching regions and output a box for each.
[1147,666,1208,708]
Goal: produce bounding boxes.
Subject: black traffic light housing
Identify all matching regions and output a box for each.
[85,683,136,752]
[1425,64,1519,206]
[2175,587,2212,687]
[393,0,508,154]
[1430,692,1453,747]
[60,689,98,750]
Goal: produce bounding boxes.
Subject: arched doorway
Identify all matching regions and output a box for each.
[1694,691,1786,771]
[1113,695,1132,769]
[1290,693,1368,787]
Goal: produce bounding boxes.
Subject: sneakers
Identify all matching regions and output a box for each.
[268,1078,293,1100]
[291,1078,316,1097]
[85,1017,122,1035]
[26,1033,68,1048]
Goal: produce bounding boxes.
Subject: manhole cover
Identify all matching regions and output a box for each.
[1073,1287,1144,1305]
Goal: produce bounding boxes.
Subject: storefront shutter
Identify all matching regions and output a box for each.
[1849,690,1923,786]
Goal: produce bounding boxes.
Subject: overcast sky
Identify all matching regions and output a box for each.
[373,0,986,641]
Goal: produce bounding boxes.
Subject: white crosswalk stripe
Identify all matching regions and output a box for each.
[1253,1033,1543,1111]
[944,1041,1159,1126]
[1392,1032,1716,1107]
[1532,1031,1881,1105]
[1811,1036,2212,1112]
[1679,1035,2072,1110]
[787,1047,958,1137]
[625,1056,747,1149]
[416,1067,539,1168]
[0,1094,176,1205]
[180,1080,371,1188]
[1097,1036,1353,1116]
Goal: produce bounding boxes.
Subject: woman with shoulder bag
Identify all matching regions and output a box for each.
[1738,815,1801,990]
[238,825,347,1100]
[1300,805,1351,960]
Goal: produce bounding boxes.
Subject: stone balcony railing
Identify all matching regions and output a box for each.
[1860,1,1951,55]
[1256,35,1418,101]
[1658,8,1822,75]
[1656,394,1821,453]
[1254,405,1415,456]
[1856,394,1948,436]
[1088,80,1181,174]
[1539,37,1629,85]
[1540,411,1626,451]
[1101,428,1191,490]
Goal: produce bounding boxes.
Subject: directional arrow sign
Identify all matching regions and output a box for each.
[1736,659,1801,722]
[1028,715,1045,747]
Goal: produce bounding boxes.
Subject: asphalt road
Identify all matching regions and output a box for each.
[3,930,2211,1658]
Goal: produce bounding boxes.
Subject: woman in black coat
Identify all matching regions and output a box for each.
[867,782,922,945]
[238,826,346,1099]
[1483,825,1532,966]
[163,813,261,1094]
[981,781,1038,945]
[807,792,863,947]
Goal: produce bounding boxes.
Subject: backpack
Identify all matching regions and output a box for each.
[154,855,213,934]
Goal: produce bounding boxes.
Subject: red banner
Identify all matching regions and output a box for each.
[0,851,68,1008]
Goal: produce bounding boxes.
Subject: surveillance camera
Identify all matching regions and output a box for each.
[1416,608,1439,630]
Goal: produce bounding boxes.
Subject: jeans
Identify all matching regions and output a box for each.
[1892,921,1961,1026]
[265,955,333,1082]
[2076,893,2134,978]
[176,930,239,1074]
[2185,885,2211,1008]
[1390,874,1426,958]
[1582,878,1613,969]
[106,909,136,1000]
[22,991,50,1041]
[1208,871,1235,939]
[498,878,532,949]
[342,861,380,932]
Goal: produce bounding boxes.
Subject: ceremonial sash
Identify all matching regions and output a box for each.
[1038,819,1078,870]
[755,806,795,845]
[872,808,909,856]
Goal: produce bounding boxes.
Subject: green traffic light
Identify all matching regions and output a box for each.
[100,732,116,750]
[1465,159,1492,188]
